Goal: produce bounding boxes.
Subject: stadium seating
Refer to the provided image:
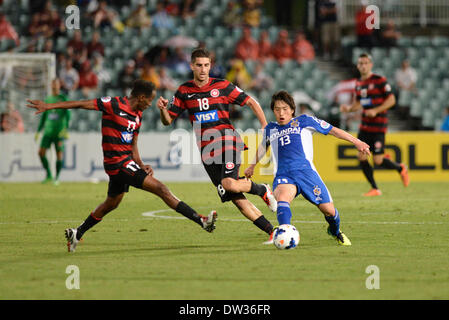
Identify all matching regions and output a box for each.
[4,1,447,133]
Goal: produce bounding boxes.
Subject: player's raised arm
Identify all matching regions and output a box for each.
[26,99,96,114]
[157,96,173,125]
[328,126,371,156]
[245,97,267,128]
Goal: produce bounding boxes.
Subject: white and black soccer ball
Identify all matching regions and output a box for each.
[273,224,300,250]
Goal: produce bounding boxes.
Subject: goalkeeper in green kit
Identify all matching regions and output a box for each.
[35,78,71,185]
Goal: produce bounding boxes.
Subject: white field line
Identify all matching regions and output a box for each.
[0,208,446,226]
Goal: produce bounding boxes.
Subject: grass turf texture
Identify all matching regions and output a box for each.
[1,181,448,300]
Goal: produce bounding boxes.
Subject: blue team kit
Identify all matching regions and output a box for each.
[264,114,334,205]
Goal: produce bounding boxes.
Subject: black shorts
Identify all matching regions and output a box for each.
[203,159,244,203]
[358,131,385,155]
[107,165,148,197]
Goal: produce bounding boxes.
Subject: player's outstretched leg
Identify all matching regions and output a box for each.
[65,193,125,252]
[359,160,382,196]
[319,203,351,246]
[246,180,277,212]
[231,195,274,243]
[381,154,409,187]
[142,175,217,232]
[222,178,277,212]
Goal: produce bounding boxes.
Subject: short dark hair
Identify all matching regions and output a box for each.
[130,79,155,97]
[191,48,210,62]
[358,52,373,62]
[270,90,296,116]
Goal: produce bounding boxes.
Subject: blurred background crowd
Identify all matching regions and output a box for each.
[1,0,449,133]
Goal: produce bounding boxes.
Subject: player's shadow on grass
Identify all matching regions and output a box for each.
[52,244,254,257]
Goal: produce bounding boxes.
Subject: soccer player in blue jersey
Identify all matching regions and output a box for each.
[245,91,371,245]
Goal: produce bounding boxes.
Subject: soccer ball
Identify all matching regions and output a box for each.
[273,224,300,250]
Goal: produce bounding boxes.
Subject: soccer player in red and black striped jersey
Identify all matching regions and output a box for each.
[27,80,217,252]
[157,48,276,243]
[340,53,409,196]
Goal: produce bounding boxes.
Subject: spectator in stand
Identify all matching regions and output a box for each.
[72,46,89,72]
[258,30,273,61]
[226,59,252,91]
[28,14,45,38]
[355,2,375,48]
[395,59,417,117]
[152,1,176,31]
[209,51,226,79]
[67,30,85,53]
[292,30,315,64]
[41,38,54,53]
[119,59,138,96]
[179,0,198,19]
[59,59,79,93]
[0,12,20,47]
[91,0,124,32]
[222,1,242,28]
[440,106,449,132]
[30,0,61,39]
[0,102,24,133]
[158,67,178,94]
[86,31,105,58]
[380,19,401,47]
[163,0,180,16]
[91,52,111,88]
[395,59,417,94]
[133,49,148,72]
[141,62,160,89]
[127,3,151,30]
[272,29,293,65]
[78,60,99,98]
[249,61,274,93]
[242,0,262,28]
[317,0,340,60]
[235,27,259,61]
[49,8,66,40]
[327,73,359,131]
[169,47,190,76]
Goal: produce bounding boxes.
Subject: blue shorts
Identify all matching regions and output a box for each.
[272,169,333,205]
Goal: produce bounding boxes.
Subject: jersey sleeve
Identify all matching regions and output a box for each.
[301,115,333,135]
[94,96,116,114]
[167,91,186,120]
[380,77,393,98]
[224,81,250,106]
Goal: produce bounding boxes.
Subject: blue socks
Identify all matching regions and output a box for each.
[325,208,341,236]
[276,201,341,237]
[277,201,292,225]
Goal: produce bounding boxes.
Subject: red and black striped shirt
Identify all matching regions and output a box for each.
[167,78,250,162]
[355,73,393,133]
[93,96,142,176]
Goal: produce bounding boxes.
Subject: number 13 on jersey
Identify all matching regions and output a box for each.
[279,135,291,146]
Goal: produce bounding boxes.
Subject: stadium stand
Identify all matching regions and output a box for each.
[1,0,448,133]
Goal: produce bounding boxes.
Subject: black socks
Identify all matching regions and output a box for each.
[249,181,267,197]
[176,201,203,226]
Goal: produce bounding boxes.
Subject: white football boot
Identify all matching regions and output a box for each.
[261,184,277,212]
[65,228,80,252]
[201,210,217,233]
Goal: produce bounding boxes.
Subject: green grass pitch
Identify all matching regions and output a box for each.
[1,181,448,300]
